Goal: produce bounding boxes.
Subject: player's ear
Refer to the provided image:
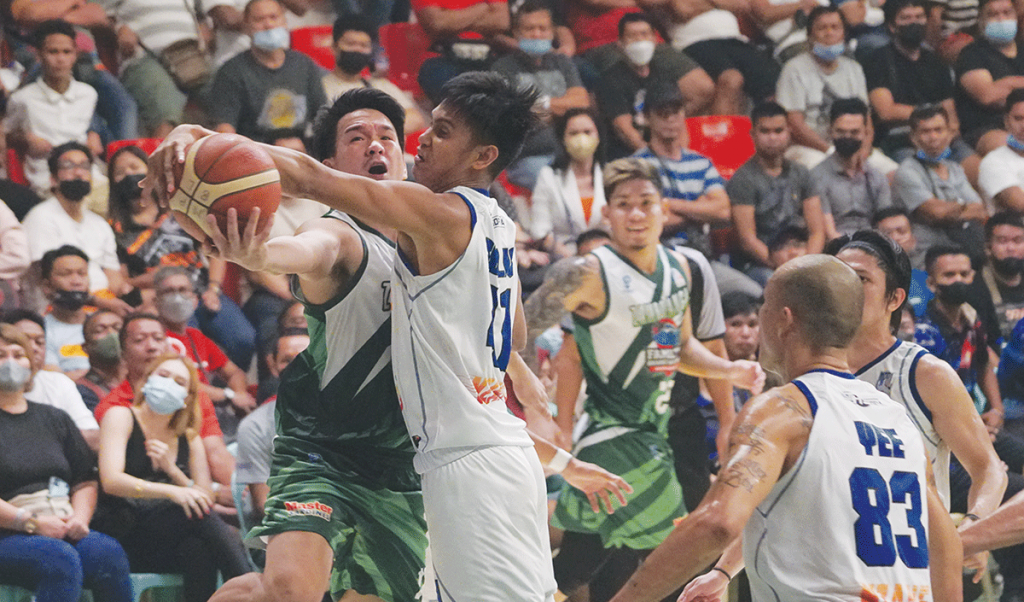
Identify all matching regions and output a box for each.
[471,144,499,172]
[322,157,336,171]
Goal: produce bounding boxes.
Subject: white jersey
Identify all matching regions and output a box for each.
[392,186,533,474]
[856,339,950,509]
[744,371,933,602]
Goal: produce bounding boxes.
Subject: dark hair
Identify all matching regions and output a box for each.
[1006,88,1024,115]
[83,309,120,343]
[575,228,611,250]
[437,71,541,177]
[311,87,406,162]
[768,225,809,253]
[807,5,846,35]
[830,97,869,125]
[826,229,912,332]
[40,244,89,281]
[277,301,305,331]
[643,84,685,116]
[1,309,45,333]
[551,108,605,171]
[985,210,1024,241]
[871,206,911,227]
[513,0,552,29]
[107,145,151,228]
[618,12,655,38]
[260,127,306,146]
[47,141,93,178]
[908,104,948,130]
[883,0,927,25]
[751,101,787,125]
[270,327,309,359]
[722,292,761,320]
[924,243,969,274]
[243,0,281,19]
[34,19,76,48]
[118,312,162,350]
[332,11,377,44]
[980,0,1012,15]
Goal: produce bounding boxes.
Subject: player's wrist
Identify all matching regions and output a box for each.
[545,448,573,473]
[711,566,732,581]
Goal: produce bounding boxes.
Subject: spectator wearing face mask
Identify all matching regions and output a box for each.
[979,211,1024,340]
[39,246,95,379]
[75,310,125,412]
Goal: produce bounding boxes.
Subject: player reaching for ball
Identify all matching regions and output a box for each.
[163,85,630,602]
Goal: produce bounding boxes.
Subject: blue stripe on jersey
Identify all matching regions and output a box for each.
[452,191,478,230]
[854,340,902,377]
[792,380,818,416]
[908,351,933,423]
[805,368,855,380]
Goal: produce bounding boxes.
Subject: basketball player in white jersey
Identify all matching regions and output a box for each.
[604,255,963,602]
[148,72,629,601]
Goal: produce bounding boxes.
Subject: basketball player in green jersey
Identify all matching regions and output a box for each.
[525,159,765,601]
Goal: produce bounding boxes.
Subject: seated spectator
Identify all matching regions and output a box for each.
[767,225,811,268]
[865,0,974,167]
[594,13,714,159]
[278,300,306,331]
[94,313,235,505]
[493,1,589,189]
[94,352,251,602]
[22,142,126,309]
[729,101,826,285]
[810,98,892,238]
[928,0,978,65]
[978,87,1024,213]
[107,145,256,369]
[720,291,763,408]
[154,267,256,440]
[564,0,642,56]
[872,206,933,314]
[75,309,124,411]
[211,0,328,142]
[0,198,30,309]
[954,0,1024,155]
[0,324,132,602]
[893,104,987,264]
[4,20,100,196]
[1000,316,1024,438]
[750,0,830,62]
[641,0,781,115]
[39,245,95,378]
[834,0,888,60]
[529,108,607,259]
[2,309,99,449]
[321,14,426,134]
[979,211,1024,340]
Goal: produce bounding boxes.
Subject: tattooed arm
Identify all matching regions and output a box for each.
[523,254,604,370]
[607,383,815,602]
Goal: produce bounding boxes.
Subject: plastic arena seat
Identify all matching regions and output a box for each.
[131,573,184,602]
[107,138,162,159]
[379,22,436,98]
[685,115,755,180]
[290,25,336,71]
[0,585,93,602]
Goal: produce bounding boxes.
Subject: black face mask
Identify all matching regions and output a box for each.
[58,179,91,202]
[833,137,861,158]
[895,22,926,47]
[993,256,1024,275]
[113,173,145,203]
[936,281,972,306]
[51,289,89,311]
[336,50,372,74]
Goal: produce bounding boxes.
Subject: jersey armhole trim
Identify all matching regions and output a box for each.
[792,379,818,416]
[452,190,478,231]
[908,350,933,423]
[294,224,370,316]
[854,339,902,377]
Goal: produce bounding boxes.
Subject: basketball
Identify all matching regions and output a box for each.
[168,133,281,242]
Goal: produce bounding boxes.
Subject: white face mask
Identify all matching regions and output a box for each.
[624,40,656,66]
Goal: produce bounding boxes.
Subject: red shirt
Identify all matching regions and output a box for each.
[95,379,224,439]
[410,0,494,40]
[566,3,642,53]
[166,327,228,385]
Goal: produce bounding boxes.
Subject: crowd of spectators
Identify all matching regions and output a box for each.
[8,0,1024,597]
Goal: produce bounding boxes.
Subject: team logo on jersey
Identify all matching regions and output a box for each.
[860,583,930,602]
[471,376,507,406]
[629,288,690,327]
[283,500,333,521]
[646,319,682,375]
[875,371,894,394]
[623,275,632,291]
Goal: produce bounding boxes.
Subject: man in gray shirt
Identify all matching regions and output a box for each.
[894,104,987,265]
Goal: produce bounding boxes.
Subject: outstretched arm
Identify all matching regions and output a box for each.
[523,254,604,369]
[529,431,632,514]
[961,489,1024,555]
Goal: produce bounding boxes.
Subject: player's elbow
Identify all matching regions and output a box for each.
[690,505,746,548]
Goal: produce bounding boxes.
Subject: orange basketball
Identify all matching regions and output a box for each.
[168,134,281,242]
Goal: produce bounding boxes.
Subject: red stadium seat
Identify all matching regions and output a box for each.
[290,25,336,71]
[107,138,162,158]
[379,22,436,98]
[685,116,755,180]
[5,149,27,186]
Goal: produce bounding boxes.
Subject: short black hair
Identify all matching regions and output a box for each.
[985,210,1024,241]
[826,229,912,331]
[40,245,89,281]
[1006,88,1024,115]
[871,206,911,227]
[118,312,162,350]
[311,87,406,162]
[644,84,685,116]
[332,11,377,44]
[1,309,45,333]
[751,101,787,125]
[768,225,809,253]
[807,5,846,35]
[576,228,611,250]
[618,12,655,38]
[883,0,927,25]
[48,142,93,178]
[270,327,309,359]
[924,243,970,274]
[34,19,75,49]
[830,97,869,125]
[513,0,552,29]
[437,71,541,177]
[722,292,761,320]
[908,104,948,130]
[83,309,120,343]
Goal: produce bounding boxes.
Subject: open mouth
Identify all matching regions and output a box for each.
[368,164,388,176]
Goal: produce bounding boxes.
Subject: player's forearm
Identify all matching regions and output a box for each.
[667,193,731,224]
[927,487,964,602]
[261,236,332,276]
[961,490,1024,555]
[965,458,1008,521]
[678,337,739,380]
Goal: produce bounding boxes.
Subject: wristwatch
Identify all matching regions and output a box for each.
[222,388,235,401]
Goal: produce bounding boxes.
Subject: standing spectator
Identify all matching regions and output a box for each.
[0,325,133,602]
[39,245,93,378]
[810,98,892,238]
[872,206,933,314]
[978,87,1024,213]
[893,104,987,264]
[4,20,99,196]
[954,0,1024,155]
[75,309,125,412]
[729,101,826,285]
[0,199,30,309]
[211,0,327,144]
[979,211,1024,340]
[492,0,589,189]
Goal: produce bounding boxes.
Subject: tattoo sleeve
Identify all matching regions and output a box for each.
[523,256,596,368]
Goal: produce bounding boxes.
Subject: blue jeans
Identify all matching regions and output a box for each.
[0,531,133,602]
[192,292,257,371]
[89,69,140,143]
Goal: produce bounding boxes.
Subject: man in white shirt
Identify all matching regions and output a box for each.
[3,19,100,196]
[978,87,1024,213]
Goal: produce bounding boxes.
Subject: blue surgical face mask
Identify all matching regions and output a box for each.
[1009,134,1024,152]
[985,19,1018,45]
[916,146,952,163]
[519,38,552,55]
[142,374,187,415]
[252,26,290,51]
[811,41,845,62]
